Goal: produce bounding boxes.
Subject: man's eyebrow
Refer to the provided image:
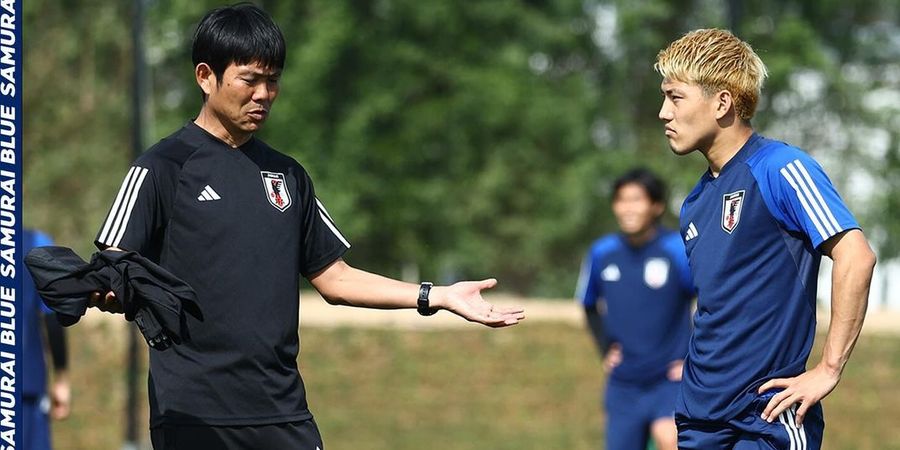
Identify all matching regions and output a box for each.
[237,67,282,76]
[662,86,685,95]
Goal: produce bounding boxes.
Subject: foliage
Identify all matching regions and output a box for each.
[24,0,900,295]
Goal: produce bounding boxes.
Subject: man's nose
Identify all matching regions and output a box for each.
[658,101,673,121]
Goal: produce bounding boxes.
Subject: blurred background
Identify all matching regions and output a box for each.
[23,0,900,449]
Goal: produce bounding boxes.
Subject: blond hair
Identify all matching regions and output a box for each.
[655,28,768,120]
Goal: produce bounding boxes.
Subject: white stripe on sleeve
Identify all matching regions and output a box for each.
[786,161,836,236]
[792,160,842,233]
[318,211,350,248]
[314,198,350,248]
[574,258,591,302]
[98,166,137,245]
[112,168,149,248]
[780,166,828,242]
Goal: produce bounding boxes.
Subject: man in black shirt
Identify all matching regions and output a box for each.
[92,4,524,449]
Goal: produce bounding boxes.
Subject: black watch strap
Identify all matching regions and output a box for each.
[417,282,437,316]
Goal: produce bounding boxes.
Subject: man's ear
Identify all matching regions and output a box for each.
[714,89,734,120]
[195,63,216,96]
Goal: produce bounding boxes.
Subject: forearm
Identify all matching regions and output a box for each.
[818,236,875,375]
[311,260,426,309]
[43,313,69,371]
[583,306,609,355]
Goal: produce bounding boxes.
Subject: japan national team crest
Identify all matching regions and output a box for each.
[721,190,745,234]
[260,171,292,212]
[643,258,669,289]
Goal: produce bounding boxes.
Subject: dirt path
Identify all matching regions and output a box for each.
[299,291,900,335]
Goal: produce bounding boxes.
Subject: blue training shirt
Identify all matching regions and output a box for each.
[677,133,859,421]
[576,227,695,385]
[23,229,54,398]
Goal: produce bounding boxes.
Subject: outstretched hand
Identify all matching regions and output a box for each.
[758,363,841,426]
[432,279,525,328]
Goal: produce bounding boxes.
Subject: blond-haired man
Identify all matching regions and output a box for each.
[655,28,875,448]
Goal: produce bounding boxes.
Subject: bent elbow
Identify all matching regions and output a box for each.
[320,293,348,306]
[866,248,877,271]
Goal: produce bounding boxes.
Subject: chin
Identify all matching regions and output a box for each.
[668,143,695,156]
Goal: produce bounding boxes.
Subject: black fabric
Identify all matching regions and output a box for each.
[150,419,324,450]
[94,122,349,426]
[24,246,201,350]
[584,304,610,356]
[43,313,68,371]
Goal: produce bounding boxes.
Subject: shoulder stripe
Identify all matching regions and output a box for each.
[792,160,842,232]
[98,166,137,245]
[112,167,149,248]
[315,198,350,248]
[98,167,149,247]
[785,161,835,236]
[574,258,590,302]
[785,159,844,237]
[780,163,829,241]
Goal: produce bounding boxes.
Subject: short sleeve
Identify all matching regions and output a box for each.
[29,231,55,314]
[575,250,602,307]
[295,169,351,276]
[752,149,859,249]
[95,165,162,253]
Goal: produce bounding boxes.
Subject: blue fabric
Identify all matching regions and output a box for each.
[677,390,824,449]
[677,134,859,422]
[605,378,681,450]
[576,228,694,385]
[23,397,52,450]
[23,230,54,397]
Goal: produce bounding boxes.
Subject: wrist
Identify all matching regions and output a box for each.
[54,370,70,384]
[428,286,447,309]
[416,282,439,316]
[817,360,844,378]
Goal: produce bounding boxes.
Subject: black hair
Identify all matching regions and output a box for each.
[611,167,667,204]
[191,3,286,82]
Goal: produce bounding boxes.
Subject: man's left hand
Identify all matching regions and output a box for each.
[758,363,840,426]
[432,279,525,328]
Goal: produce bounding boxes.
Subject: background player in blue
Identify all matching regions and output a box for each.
[89,4,524,450]
[23,229,71,450]
[655,29,876,448]
[576,168,694,450]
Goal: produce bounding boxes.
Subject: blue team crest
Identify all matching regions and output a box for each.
[643,258,669,289]
[722,190,745,234]
[260,171,292,212]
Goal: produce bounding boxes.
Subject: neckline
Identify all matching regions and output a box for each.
[185,120,256,150]
[706,133,762,181]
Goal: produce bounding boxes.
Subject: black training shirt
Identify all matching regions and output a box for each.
[95,122,350,426]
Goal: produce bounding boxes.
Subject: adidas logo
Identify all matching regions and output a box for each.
[685,222,699,241]
[197,185,221,202]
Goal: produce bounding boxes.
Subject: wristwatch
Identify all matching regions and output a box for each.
[417,282,438,316]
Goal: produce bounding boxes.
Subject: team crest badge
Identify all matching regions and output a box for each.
[721,190,745,234]
[260,171,292,212]
[643,258,669,289]
[601,264,621,282]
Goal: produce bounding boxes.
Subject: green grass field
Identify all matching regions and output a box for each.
[52,320,900,449]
